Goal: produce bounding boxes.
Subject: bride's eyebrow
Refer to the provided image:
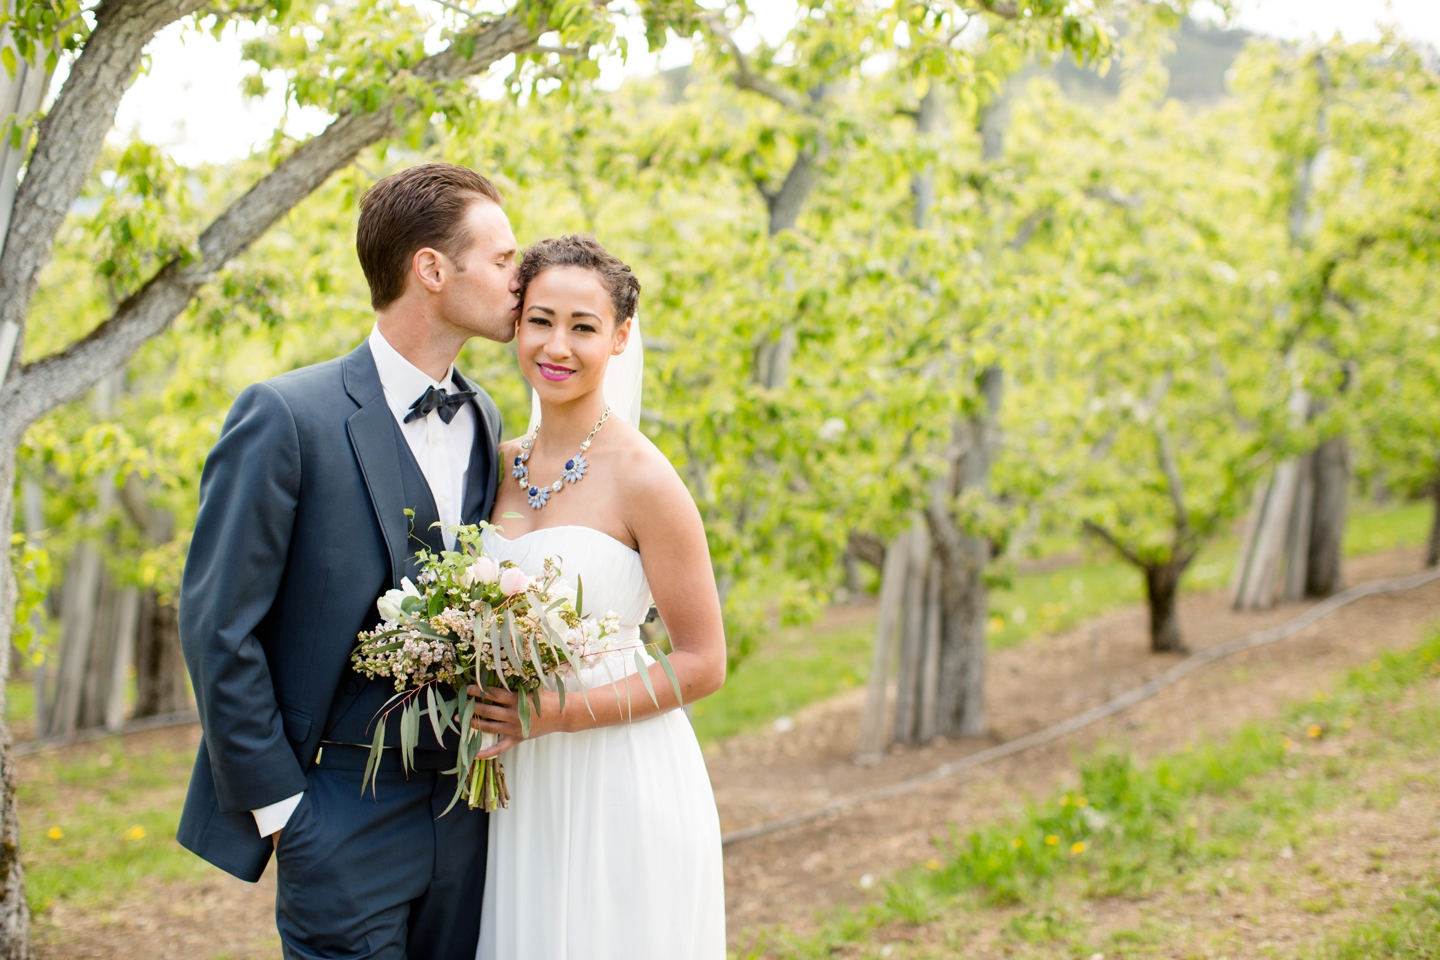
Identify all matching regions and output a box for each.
[527,305,556,315]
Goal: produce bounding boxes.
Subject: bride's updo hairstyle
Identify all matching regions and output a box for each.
[517,235,641,324]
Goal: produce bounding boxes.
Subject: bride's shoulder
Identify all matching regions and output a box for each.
[608,421,691,505]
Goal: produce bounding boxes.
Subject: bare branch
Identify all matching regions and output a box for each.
[0,0,212,372]
[969,0,1020,19]
[3,12,536,431]
[1152,414,1190,535]
[427,0,479,18]
[702,13,810,115]
[1082,519,1144,568]
[765,146,819,235]
[1084,186,1143,209]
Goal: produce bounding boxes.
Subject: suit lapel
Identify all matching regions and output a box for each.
[343,345,410,589]
[453,368,499,525]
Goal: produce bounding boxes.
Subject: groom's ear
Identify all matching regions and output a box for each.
[612,316,633,356]
[411,246,449,294]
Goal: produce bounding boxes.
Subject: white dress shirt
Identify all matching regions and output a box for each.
[251,325,477,838]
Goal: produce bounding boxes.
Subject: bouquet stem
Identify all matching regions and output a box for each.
[468,756,510,812]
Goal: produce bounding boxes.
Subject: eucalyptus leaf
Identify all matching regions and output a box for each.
[635,650,659,708]
[651,645,684,707]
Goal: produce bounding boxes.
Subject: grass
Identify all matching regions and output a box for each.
[700,499,1433,746]
[1319,880,1440,958]
[18,734,209,914]
[6,680,32,727]
[737,627,1440,958]
[690,612,873,742]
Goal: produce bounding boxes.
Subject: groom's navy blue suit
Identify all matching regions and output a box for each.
[177,341,502,959]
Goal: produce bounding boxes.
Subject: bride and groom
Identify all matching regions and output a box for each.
[176,163,727,958]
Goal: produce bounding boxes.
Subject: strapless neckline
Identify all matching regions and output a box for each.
[487,524,638,555]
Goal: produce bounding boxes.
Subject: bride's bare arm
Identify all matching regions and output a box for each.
[471,444,726,755]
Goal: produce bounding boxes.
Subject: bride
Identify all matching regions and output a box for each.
[470,234,728,958]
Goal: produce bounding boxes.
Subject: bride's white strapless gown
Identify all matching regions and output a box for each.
[475,525,726,960]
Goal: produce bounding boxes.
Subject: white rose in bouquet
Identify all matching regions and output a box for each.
[376,577,421,622]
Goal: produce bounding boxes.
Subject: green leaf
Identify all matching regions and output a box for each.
[425,684,445,744]
[400,700,419,773]
[575,575,584,619]
[635,650,659,708]
[501,609,526,679]
[400,595,424,615]
[487,621,510,691]
[651,645,684,707]
[555,676,567,714]
[364,714,387,798]
[517,683,531,739]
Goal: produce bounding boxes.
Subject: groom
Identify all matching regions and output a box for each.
[177,163,519,958]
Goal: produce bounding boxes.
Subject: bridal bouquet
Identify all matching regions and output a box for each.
[350,522,680,813]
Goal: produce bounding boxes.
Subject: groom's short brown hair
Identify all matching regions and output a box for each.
[357,163,504,310]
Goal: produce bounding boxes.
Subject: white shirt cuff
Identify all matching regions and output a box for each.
[252,792,304,837]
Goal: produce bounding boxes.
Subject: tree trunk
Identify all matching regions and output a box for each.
[1281,451,1315,602]
[930,518,989,737]
[77,572,119,732]
[916,556,942,742]
[891,523,931,745]
[1233,458,1301,610]
[928,366,1002,740]
[1146,560,1187,653]
[49,542,103,737]
[855,535,909,761]
[0,438,33,954]
[1305,434,1348,597]
[133,594,188,717]
[911,85,941,230]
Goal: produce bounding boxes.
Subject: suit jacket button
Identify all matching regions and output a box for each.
[346,680,360,695]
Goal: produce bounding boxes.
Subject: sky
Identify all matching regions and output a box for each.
[110,0,1440,167]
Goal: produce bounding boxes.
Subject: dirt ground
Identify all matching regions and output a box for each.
[26,546,1440,959]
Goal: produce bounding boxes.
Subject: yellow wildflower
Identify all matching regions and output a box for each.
[1012,838,1023,849]
[124,825,146,841]
[1075,796,1088,808]
[1306,724,1322,739]
[46,827,62,840]
[1070,842,1086,855]
[1045,835,1059,846]
[925,859,940,871]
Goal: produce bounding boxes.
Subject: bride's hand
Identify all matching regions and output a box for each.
[468,685,567,758]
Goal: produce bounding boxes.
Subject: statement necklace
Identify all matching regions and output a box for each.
[512,407,612,510]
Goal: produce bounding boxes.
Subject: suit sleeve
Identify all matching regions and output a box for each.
[179,382,309,813]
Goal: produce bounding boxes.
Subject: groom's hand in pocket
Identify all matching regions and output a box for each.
[271,829,281,850]
[468,685,565,757]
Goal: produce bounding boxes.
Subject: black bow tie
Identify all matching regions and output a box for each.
[405,385,476,424]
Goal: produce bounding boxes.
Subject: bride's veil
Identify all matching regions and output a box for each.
[528,313,644,431]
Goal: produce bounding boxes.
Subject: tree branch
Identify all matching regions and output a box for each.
[0,0,212,363]
[1082,519,1144,568]
[702,13,811,115]
[3,11,536,431]
[1152,413,1190,536]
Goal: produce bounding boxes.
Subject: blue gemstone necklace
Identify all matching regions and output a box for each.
[512,406,612,510]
